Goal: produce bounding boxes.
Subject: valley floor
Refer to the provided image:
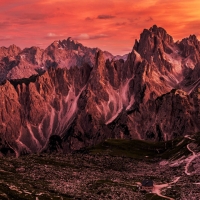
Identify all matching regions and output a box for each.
[0,151,199,200]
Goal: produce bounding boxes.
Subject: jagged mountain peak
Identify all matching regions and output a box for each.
[8,44,21,51]
[149,25,170,37]
[0,44,21,58]
[132,25,200,91]
[58,37,84,51]
[188,34,198,41]
[180,34,199,45]
[134,25,173,55]
[138,25,174,45]
[180,34,200,54]
[66,37,79,44]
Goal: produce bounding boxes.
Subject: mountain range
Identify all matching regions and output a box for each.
[0,25,200,157]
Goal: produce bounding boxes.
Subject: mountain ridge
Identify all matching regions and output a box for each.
[0,37,127,84]
[0,25,200,156]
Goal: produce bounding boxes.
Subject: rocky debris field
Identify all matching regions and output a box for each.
[0,137,200,200]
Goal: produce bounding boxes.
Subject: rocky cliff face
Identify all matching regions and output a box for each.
[1,25,200,156]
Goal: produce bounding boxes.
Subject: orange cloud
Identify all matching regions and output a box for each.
[0,0,199,55]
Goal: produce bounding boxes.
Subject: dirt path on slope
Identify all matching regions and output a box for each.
[152,177,180,200]
[184,135,200,175]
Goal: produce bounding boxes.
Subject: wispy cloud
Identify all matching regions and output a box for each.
[47,33,57,37]
[115,22,126,26]
[0,36,12,41]
[0,21,10,28]
[74,33,109,40]
[44,33,65,40]
[146,17,153,22]
[85,17,93,21]
[97,15,115,19]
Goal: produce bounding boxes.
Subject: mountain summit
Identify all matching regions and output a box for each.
[0,25,200,156]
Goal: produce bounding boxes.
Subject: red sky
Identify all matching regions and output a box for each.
[0,0,200,55]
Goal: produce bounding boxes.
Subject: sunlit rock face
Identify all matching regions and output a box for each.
[0,65,92,156]
[0,25,200,156]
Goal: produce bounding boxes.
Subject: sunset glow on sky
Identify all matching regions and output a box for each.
[0,0,200,55]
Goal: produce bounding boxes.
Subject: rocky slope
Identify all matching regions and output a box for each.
[0,25,200,156]
[1,135,200,200]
